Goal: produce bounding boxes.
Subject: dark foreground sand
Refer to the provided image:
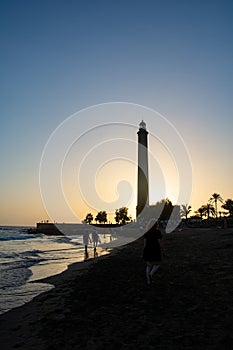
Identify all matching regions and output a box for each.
[0,227,233,350]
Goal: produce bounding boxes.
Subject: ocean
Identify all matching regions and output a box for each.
[0,226,110,315]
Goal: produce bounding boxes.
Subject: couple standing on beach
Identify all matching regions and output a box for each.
[83,229,101,259]
[143,219,162,285]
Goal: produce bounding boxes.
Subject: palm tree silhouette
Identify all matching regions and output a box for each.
[195,206,205,220]
[181,204,192,222]
[222,199,233,217]
[202,203,215,220]
[209,193,223,218]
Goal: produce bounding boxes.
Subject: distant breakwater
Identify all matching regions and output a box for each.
[29,222,125,236]
[36,223,64,235]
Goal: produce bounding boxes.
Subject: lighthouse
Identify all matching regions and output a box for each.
[137,120,149,217]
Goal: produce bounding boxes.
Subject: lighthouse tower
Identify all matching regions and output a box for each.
[137,120,149,217]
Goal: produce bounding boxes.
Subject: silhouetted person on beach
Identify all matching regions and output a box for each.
[94,249,98,258]
[83,230,91,259]
[143,220,162,285]
[92,229,101,251]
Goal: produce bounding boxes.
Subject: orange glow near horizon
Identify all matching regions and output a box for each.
[1,144,233,226]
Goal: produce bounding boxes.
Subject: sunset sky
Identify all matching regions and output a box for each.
[1,0,232,226]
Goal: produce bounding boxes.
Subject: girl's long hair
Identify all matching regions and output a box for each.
[146,218,158,232]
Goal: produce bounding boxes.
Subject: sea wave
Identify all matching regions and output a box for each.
[0,234,42,241]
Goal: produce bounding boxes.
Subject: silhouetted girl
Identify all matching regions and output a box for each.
[143,220,162,285]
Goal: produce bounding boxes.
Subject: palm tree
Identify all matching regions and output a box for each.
[222,199,233,217]
[202,203,215,220]
[209,193,223,218]
[180,204,192,221]
[195,206,205,220]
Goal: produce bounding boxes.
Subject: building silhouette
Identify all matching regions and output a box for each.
[137,120,149,217]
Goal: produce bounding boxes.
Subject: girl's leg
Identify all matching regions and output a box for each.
[150,264,160,277]
[146,264,152,284]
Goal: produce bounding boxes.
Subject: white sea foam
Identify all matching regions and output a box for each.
[0,226,109,314]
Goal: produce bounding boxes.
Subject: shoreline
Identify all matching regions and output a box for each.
[32,246,112,287]
[0,233,110,315]
[28,246,111,283]
[0,227,233,349]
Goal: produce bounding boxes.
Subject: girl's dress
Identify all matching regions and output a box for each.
[143,224,162,262]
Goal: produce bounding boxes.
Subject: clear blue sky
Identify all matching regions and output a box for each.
[1,0,232,225]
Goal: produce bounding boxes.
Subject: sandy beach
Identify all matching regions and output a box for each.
[0,227,233,349]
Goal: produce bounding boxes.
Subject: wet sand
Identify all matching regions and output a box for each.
[0,227,233,349]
